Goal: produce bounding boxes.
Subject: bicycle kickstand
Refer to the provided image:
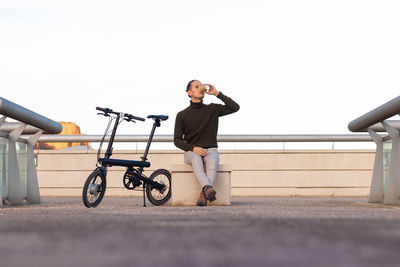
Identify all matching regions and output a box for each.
[142,185,146,207]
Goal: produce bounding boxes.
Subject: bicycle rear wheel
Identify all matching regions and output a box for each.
[146,169,171,206]
[82,170,107,208]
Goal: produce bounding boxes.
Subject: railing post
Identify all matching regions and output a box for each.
[26,130,42,204]
[0,115,6,207]
[7,124,26,205]
[382,121,400,205]
[367,128,384,203]
[0,116,5,126]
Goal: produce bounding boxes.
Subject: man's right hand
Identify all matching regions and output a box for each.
[193,146,208,157]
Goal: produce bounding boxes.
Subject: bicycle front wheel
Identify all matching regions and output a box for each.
[82,170,107,208]
[146,169,171,206]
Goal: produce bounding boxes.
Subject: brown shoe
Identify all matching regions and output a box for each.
[196,191,207,206]
[203,185,216,202]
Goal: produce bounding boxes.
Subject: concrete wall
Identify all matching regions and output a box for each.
[36,149,374,197]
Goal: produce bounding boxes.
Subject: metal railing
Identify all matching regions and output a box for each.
[36,134,373,143]
[0,98,62,133]
[32,133,377,154]
[348,95,400,205]
[35,134,376,152]
[0,97,62,206]
[34,134,376,151]
[348,96,400,132]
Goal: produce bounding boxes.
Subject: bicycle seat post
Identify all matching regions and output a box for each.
[141,118,160,162]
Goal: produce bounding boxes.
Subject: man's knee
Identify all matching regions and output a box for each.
[204,151,219,168]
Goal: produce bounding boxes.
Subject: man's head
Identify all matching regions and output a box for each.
[186,80,205,101]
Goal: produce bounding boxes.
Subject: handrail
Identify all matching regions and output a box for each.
[348,95,400,132]
[35,134,374,143]
[347,95,400,205]
[0,97,63,205]
[0,97,62,134]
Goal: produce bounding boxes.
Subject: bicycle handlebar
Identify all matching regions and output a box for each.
[96,107,145,122]
[96,106,116,115]
[124,113,145,122]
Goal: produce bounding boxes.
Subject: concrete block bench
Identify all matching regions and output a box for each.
[170,164,232,206]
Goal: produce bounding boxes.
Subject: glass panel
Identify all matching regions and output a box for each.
[16,141,27,199]
[383,139,392,193]
[0,137,7,200]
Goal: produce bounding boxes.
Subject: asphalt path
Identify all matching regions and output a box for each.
[1,196,400,267]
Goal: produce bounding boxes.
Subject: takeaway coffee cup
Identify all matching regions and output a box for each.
[200,85,210,92]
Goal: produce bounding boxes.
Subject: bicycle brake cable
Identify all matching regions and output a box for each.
[119,112,125,125]
[96,116,115,164]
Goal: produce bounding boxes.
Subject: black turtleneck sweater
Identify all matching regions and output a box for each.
[174,92,240,152]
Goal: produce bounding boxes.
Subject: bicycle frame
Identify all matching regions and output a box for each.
[82,107,170,208]
[101,113,160,172]
[98,112,167,206]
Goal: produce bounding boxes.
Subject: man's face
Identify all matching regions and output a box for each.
[188,80,205,100]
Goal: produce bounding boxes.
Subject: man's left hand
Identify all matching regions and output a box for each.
[206,84,219,96]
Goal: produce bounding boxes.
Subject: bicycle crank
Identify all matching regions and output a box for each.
[123,171,142,190]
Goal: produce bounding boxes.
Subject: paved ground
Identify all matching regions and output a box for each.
[1,196,400,267]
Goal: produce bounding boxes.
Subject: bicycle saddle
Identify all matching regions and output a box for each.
[147,115,169,121]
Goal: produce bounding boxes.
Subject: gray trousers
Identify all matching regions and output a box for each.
[184,148,220,188]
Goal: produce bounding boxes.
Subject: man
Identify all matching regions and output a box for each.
[174,80,240,206]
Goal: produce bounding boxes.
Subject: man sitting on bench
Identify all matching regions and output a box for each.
[174,80,240,206]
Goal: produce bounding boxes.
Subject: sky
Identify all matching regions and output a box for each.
[1,0,400,137]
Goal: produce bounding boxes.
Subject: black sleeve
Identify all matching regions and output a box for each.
[216,92,240,116]
[173,112,194,152]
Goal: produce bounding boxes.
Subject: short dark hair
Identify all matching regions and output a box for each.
[186,80,198,91]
